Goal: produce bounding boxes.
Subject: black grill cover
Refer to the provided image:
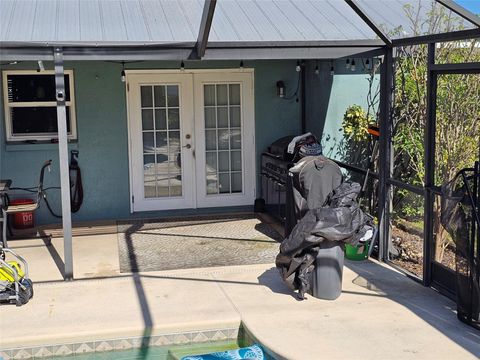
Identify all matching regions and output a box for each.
[267,135,296,161]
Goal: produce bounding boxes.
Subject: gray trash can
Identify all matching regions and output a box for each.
[312,241,344,300]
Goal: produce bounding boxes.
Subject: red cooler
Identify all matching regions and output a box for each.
[10,199,35,229]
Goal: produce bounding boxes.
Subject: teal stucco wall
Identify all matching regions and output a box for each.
[0,60,302,225]
[305,59,380,162]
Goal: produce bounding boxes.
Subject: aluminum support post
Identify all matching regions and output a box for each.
[423,43,437,286]
[54,47,73,280]
[378,48,394,261]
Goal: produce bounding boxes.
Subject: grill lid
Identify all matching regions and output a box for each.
[267,135,296,161]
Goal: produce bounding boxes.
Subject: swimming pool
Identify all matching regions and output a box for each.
[2,326,278,360]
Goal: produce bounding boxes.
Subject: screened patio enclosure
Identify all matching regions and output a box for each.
[0,0,479,299]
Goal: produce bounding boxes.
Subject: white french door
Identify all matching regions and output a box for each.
[127,70,255,212]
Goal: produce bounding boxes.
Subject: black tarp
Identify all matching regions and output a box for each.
[276,182,373,298]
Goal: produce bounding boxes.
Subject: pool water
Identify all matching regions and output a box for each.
[54,340,267,360]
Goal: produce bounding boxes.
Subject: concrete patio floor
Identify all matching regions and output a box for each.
[1,233,480,359]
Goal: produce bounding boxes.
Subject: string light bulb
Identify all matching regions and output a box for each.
[120,62,126,82]
[240,60,244,69]
[180,61,185,71]
[330,65,335,76]
[296,60,301,72]
[351,59,356,72]
[37,60,45,72]
[315,64,320,76]
[346,58,350,69]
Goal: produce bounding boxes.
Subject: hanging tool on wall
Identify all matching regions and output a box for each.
[69,150,83,213]
[44,150,84,218]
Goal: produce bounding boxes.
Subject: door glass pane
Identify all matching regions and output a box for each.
[155,109,167,130]
[231,151,242,171]
[203,83,243,195]
[143,132,154,153]
[230,129,241,149]
[217,107,228,128]
[141,86,153,107]
[230,107,241,127]
[155,154,169,181]
[204,85,215,106]
[155,132,168,152]
[167,85,179,107]
[218,129,230,150]
[154,86,166,107]
[219,173,231,193]
[218,151,230,172]
[216,84,228,105]
[168,109,180,130]
[142,109,154,130]
[229,84,240,105]
[205,130,217,151]
[231,172,242,193]
[206,152,217,172]
[169,131,180,154]
[207,177,218,194]
[140,84,182,198]
[205,107,216,128]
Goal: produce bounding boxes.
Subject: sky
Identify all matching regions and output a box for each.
[455,0,480,14]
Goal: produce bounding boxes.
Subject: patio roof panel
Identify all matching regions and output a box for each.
[160,0,199,41]
[79,0,104,42]
[5,0,36,41]
[99,0,128,41]
[57,0,81,42]
[30,1,58,42]
[355,0,478,39]
[209,0,380,42]
[0,0,478,57]
[0,0,14,41]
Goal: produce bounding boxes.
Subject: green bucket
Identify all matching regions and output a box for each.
[345,243,369,261]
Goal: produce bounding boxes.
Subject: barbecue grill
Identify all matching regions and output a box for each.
[260,136,296,225]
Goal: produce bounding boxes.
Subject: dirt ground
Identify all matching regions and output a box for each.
[390,225,456,278]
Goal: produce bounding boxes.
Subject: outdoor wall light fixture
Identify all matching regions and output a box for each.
[37,60,45,72]
[276,81,286,98]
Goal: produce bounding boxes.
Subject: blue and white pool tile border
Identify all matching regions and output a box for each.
[0,327,239,359]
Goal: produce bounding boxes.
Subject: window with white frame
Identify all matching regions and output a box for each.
[2,70,77,142]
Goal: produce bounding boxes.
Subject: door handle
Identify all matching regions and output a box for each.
[183,144,192,149]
